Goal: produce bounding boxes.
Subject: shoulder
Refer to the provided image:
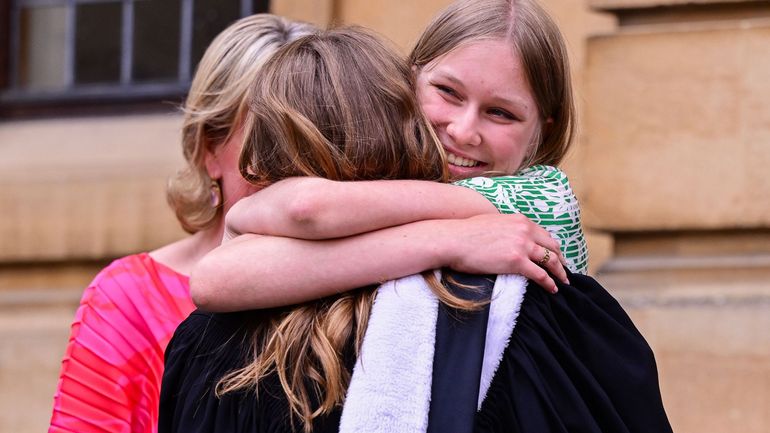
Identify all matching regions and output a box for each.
[78,253,192,319]
[452,165,578,213]
[51,254,194,431]
[87,252,187,292]
[453,165,571,190]
[63,252,194,377]
[161,311,279,433]
[167,310,261,366]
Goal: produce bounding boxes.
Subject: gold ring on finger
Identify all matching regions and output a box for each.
[537,248,551,267]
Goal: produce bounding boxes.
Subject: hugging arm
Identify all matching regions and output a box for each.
[192,177,569,312]
[223,177,502,240]
[193,213,565,311]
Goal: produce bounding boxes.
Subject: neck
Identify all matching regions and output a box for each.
[149,219,225,277]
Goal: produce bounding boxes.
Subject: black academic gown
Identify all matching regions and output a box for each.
[160,272,672,433]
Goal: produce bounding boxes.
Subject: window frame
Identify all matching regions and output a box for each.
[0,0,269,118]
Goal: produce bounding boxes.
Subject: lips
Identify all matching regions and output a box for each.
[446,151,481,167]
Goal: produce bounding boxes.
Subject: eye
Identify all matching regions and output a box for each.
[434,83,460,99]
[488,107,517,121]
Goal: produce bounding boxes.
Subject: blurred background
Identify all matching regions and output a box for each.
[1,0,768,432]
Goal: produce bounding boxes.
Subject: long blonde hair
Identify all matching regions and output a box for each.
[410,0,575,170]
[167,14,316,233]
[215,27,478,431]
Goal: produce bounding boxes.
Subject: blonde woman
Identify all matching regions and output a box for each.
[48,15,316,433]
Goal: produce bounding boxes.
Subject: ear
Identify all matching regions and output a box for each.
[542,117,554,136]
[204,146,223,180]
[532,117,554,150]
[544,117,554,128]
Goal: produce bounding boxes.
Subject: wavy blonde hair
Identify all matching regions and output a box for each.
[410,0,576,171]
[167,14,316,233]
[215,27,480,431]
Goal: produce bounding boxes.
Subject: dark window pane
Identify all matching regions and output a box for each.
[191,0,240,76]
[18,6,67,90]
[253,0,271,14]
[133,0,181,82]
[75,2,122,84]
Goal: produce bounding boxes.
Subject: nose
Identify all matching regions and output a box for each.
[446,108,481,147]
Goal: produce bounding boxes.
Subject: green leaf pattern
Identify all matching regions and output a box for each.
[453,165,588,274]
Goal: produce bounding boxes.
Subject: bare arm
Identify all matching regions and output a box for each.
[224,177,498,240]
[192,213,567,312]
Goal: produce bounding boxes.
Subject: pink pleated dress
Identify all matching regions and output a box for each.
[49,253,195,433]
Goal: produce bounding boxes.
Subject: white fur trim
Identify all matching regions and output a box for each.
[478,274,528,409]
[339,273,440,433]
[340,272,528,431]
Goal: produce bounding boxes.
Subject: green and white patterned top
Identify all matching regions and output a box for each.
[454,165,588,274]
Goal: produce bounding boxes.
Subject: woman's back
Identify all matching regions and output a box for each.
[160,310,348,433]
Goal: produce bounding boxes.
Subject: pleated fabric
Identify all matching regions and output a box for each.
[475,272,673,433]
[49,253,195,433]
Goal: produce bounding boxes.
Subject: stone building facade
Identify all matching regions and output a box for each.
[0,0,768,432]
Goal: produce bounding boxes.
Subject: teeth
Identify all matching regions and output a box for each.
[447,152,480,167]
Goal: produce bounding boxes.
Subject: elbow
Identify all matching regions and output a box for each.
[223,199,247,238]
[188,274,213,312]
[284,178,330,228]
[189,258,225,312]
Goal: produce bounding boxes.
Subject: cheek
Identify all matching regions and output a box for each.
[416,82,447,126]
[218,141,258,199]
[419,95,451,128]
[221,172,259,207]
[488,128,532,172]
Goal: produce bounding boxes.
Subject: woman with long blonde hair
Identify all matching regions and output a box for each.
[163,2,671,433]
[160,26,478,432]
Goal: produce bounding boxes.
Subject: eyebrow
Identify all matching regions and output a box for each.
[434,71,531,112]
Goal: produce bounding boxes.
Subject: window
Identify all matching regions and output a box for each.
[0,0,269,116]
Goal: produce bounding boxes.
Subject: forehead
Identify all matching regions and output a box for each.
[422,39,535,110]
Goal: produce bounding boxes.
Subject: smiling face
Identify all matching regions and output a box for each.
[416,39,542,179]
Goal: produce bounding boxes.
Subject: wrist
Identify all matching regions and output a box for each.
[417,219,464,270]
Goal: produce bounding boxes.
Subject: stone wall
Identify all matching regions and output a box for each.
[581,1,770,431]
[1,1,768,432]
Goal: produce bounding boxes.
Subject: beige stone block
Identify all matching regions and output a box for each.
[335,0,453,52]
[583,23,770,230]
[0,113,184,180]
[595,229,770,432]
[613,230,770,258]
[0,177,185,262]
[610,4,770,27]
[590,0,753,10]
[0,114,187,261]
[270,0,334,27]
[613,285,770,433]
[0,262,105,292]
[584,228,615,273]
[0,300,77,433]
[335,0,615,60]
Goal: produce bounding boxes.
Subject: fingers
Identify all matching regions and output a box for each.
[522,222,569,287]
[529,243,569,291]
[517,260,558,294]
[459,214,571,293]
[539,245,569,286]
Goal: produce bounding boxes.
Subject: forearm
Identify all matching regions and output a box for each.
[192,221,461,312]
[225,177,497,240]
